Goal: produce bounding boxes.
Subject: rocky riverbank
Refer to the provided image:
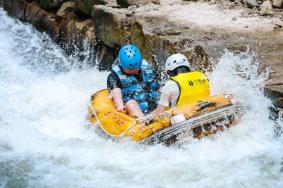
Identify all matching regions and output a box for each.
[0,0,283,107]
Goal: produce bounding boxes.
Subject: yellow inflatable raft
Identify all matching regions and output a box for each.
[87,89,244,145]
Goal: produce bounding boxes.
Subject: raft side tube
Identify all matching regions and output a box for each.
[88,89,244,143]
[140,104,244,145]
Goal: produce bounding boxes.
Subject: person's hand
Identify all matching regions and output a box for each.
[136,116,146,124]
[117,105,125,112]
[137,114,153,124]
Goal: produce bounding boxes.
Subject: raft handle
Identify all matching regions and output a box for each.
[197,101,216,111]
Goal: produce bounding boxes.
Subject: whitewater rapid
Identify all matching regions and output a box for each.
[0,9,282,188]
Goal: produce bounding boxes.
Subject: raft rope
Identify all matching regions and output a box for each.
[88,102,138,138]
[88,103,122,138]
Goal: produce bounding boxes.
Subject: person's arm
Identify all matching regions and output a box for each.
[150,80,179,117]
[149,82,171,117]
[111,88,125,111]
[107,73,125,111]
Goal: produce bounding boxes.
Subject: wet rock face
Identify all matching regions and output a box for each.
[244,0,260,8]
[274,98,283,108]
[265,85,283,115]
[0,0,117,68]
[95,41,117,70]
[91,4,214,70]
[117,0,160,7]
[74,0,107,15]
[36,0,68,10]
[92,5,132,48]
[57,1,77,17]
[0,0,27,20]
[25,2,59,34]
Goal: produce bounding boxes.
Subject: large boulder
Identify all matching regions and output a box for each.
[74,0,107,15]
[92,5,132,48]
[25,2,59,34]
[59,19,95,54]
[272,0,283,8]
[260,1,273,15]
[244,0,260,8]
[36,0,68,10]
[92,5,213,69]
[57,1,77,18]
[117,0,160,8]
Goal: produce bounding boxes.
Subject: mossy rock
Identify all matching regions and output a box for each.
[75,0,106,15]
[36,0,68,10]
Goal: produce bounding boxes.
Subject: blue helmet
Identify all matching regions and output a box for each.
[118,44,142,69]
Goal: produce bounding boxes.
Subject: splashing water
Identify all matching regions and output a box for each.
[0,9,283,188]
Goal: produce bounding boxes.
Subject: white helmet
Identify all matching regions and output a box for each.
[165,54,191,72]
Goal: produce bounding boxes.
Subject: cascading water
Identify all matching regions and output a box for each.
[0,9,282,188]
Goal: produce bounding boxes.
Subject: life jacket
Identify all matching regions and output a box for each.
[171,71,210,107]
[112,60,159,112]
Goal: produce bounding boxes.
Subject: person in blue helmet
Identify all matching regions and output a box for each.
[107,44,160,118]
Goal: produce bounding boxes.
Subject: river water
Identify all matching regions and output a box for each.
[0,9,283,188]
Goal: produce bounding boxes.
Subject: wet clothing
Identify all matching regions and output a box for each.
[159,71,210,108]
[158,80,180,107]
[107,60,160,113]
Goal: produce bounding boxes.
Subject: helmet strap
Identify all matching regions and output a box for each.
[167,70,175,77]
[167,66,190,77]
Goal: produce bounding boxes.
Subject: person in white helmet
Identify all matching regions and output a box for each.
[150,53,210,117]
